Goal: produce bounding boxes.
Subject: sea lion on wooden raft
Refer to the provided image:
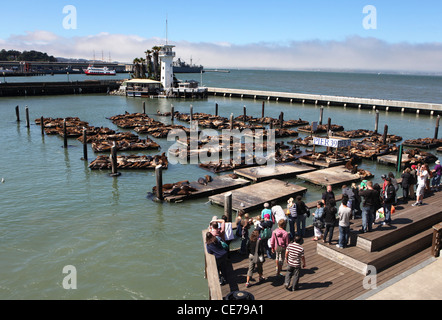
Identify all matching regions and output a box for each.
[198,177,208,185]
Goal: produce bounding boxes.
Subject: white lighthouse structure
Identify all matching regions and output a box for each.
[159,44,175,91]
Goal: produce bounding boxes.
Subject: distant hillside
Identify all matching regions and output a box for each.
[0,49,57,62]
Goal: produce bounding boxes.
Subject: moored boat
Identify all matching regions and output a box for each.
[84,65,116,75]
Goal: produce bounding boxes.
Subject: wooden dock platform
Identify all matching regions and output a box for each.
[163,175,250,202]
[376,153,410,166]
[207,191,442,300]
[209,179,307,212]
[297,165,362,187]
[233,162,316,182]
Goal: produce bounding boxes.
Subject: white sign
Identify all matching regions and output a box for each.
[313,137,351,148]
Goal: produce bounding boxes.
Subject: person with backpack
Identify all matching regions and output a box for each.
[260,213,273,258]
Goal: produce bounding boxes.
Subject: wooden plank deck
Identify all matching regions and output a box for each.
[297,165,362,187]
[377,153,411,166]
[233,162,316,182]
[164,175,250,202]
[218,191,442,300]
[208,179,307,212]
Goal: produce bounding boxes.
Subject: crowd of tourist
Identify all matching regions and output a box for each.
[205,159,441,290]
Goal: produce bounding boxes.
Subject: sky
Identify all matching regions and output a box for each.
[1,0,442,73]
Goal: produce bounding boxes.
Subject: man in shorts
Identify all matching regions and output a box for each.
[270,219,289,277]
[413,163,428,206]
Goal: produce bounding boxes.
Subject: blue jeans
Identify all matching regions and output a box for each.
[361,205,374,232]
[338,225,350,248]
[432,174,441,187]
[383,203,392,224]
[296,214,306,237]
[288,216,297,240]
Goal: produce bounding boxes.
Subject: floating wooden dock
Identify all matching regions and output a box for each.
[233,162,316,182]
[209,179,307,212]
[163,175,250,203]
[402,138,442,149]
[377,153,411,167]
[297,165,363,187]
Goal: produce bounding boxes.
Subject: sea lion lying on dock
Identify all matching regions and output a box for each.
[198,177,208,185]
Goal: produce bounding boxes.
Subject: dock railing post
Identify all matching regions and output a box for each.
[224,192,232,222]
[155,165,163,201]
[434,115,440,140]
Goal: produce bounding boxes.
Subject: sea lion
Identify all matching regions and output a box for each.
[204,175,213,183]
[198,177,208,185]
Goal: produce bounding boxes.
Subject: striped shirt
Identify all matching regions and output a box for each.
[286,242,304,268]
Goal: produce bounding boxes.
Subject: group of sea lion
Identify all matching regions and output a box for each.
[153,174,213,197]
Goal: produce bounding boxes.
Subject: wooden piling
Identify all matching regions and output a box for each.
[142,101,146,114]
[229,113,233,131]
[82,127,88,160]
[261,101,265,118]
[215,103,218,116]
[243,105,247,121]
[63,119,68,148]
[25,106,30,128]
[435,115,440,140]
[279,112,284,128]
[171,105,174,121]
[155,165,163,201]
[15,105,20,122]
[375,110,380,134]
[319,106,324,125]
[224,192,232,222]
[110,142,120,176]
[190,105,193,122]
[40,116,44,135]
[382,124,388,145]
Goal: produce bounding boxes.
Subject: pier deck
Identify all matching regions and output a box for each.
[210,191,442,300]
[233,162,316,182]
[297,165,362,187]
[208,179,306,212]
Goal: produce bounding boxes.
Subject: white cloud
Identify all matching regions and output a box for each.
[2,31,442,73]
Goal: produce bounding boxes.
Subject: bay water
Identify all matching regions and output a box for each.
[0,70,440,299]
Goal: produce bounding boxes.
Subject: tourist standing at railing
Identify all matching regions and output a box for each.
[286,197,297,241]
[205,232,228,285]
[409,165,417,200]
[284,236,306,292]
[337,198,352,248]
[323,199,337,245]
[382,177,396,226]
[431,160,441,191]
[295,195,309,238]
[413,163,428,207]
[271,219,289,277]
[401,167,413,203]
[322,185,335,205]
[359,181,377,233]
[245,230,267,288]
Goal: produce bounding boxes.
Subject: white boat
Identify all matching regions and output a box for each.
[84,65,116,76]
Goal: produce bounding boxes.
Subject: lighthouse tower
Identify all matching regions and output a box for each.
[159,44,175,91]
